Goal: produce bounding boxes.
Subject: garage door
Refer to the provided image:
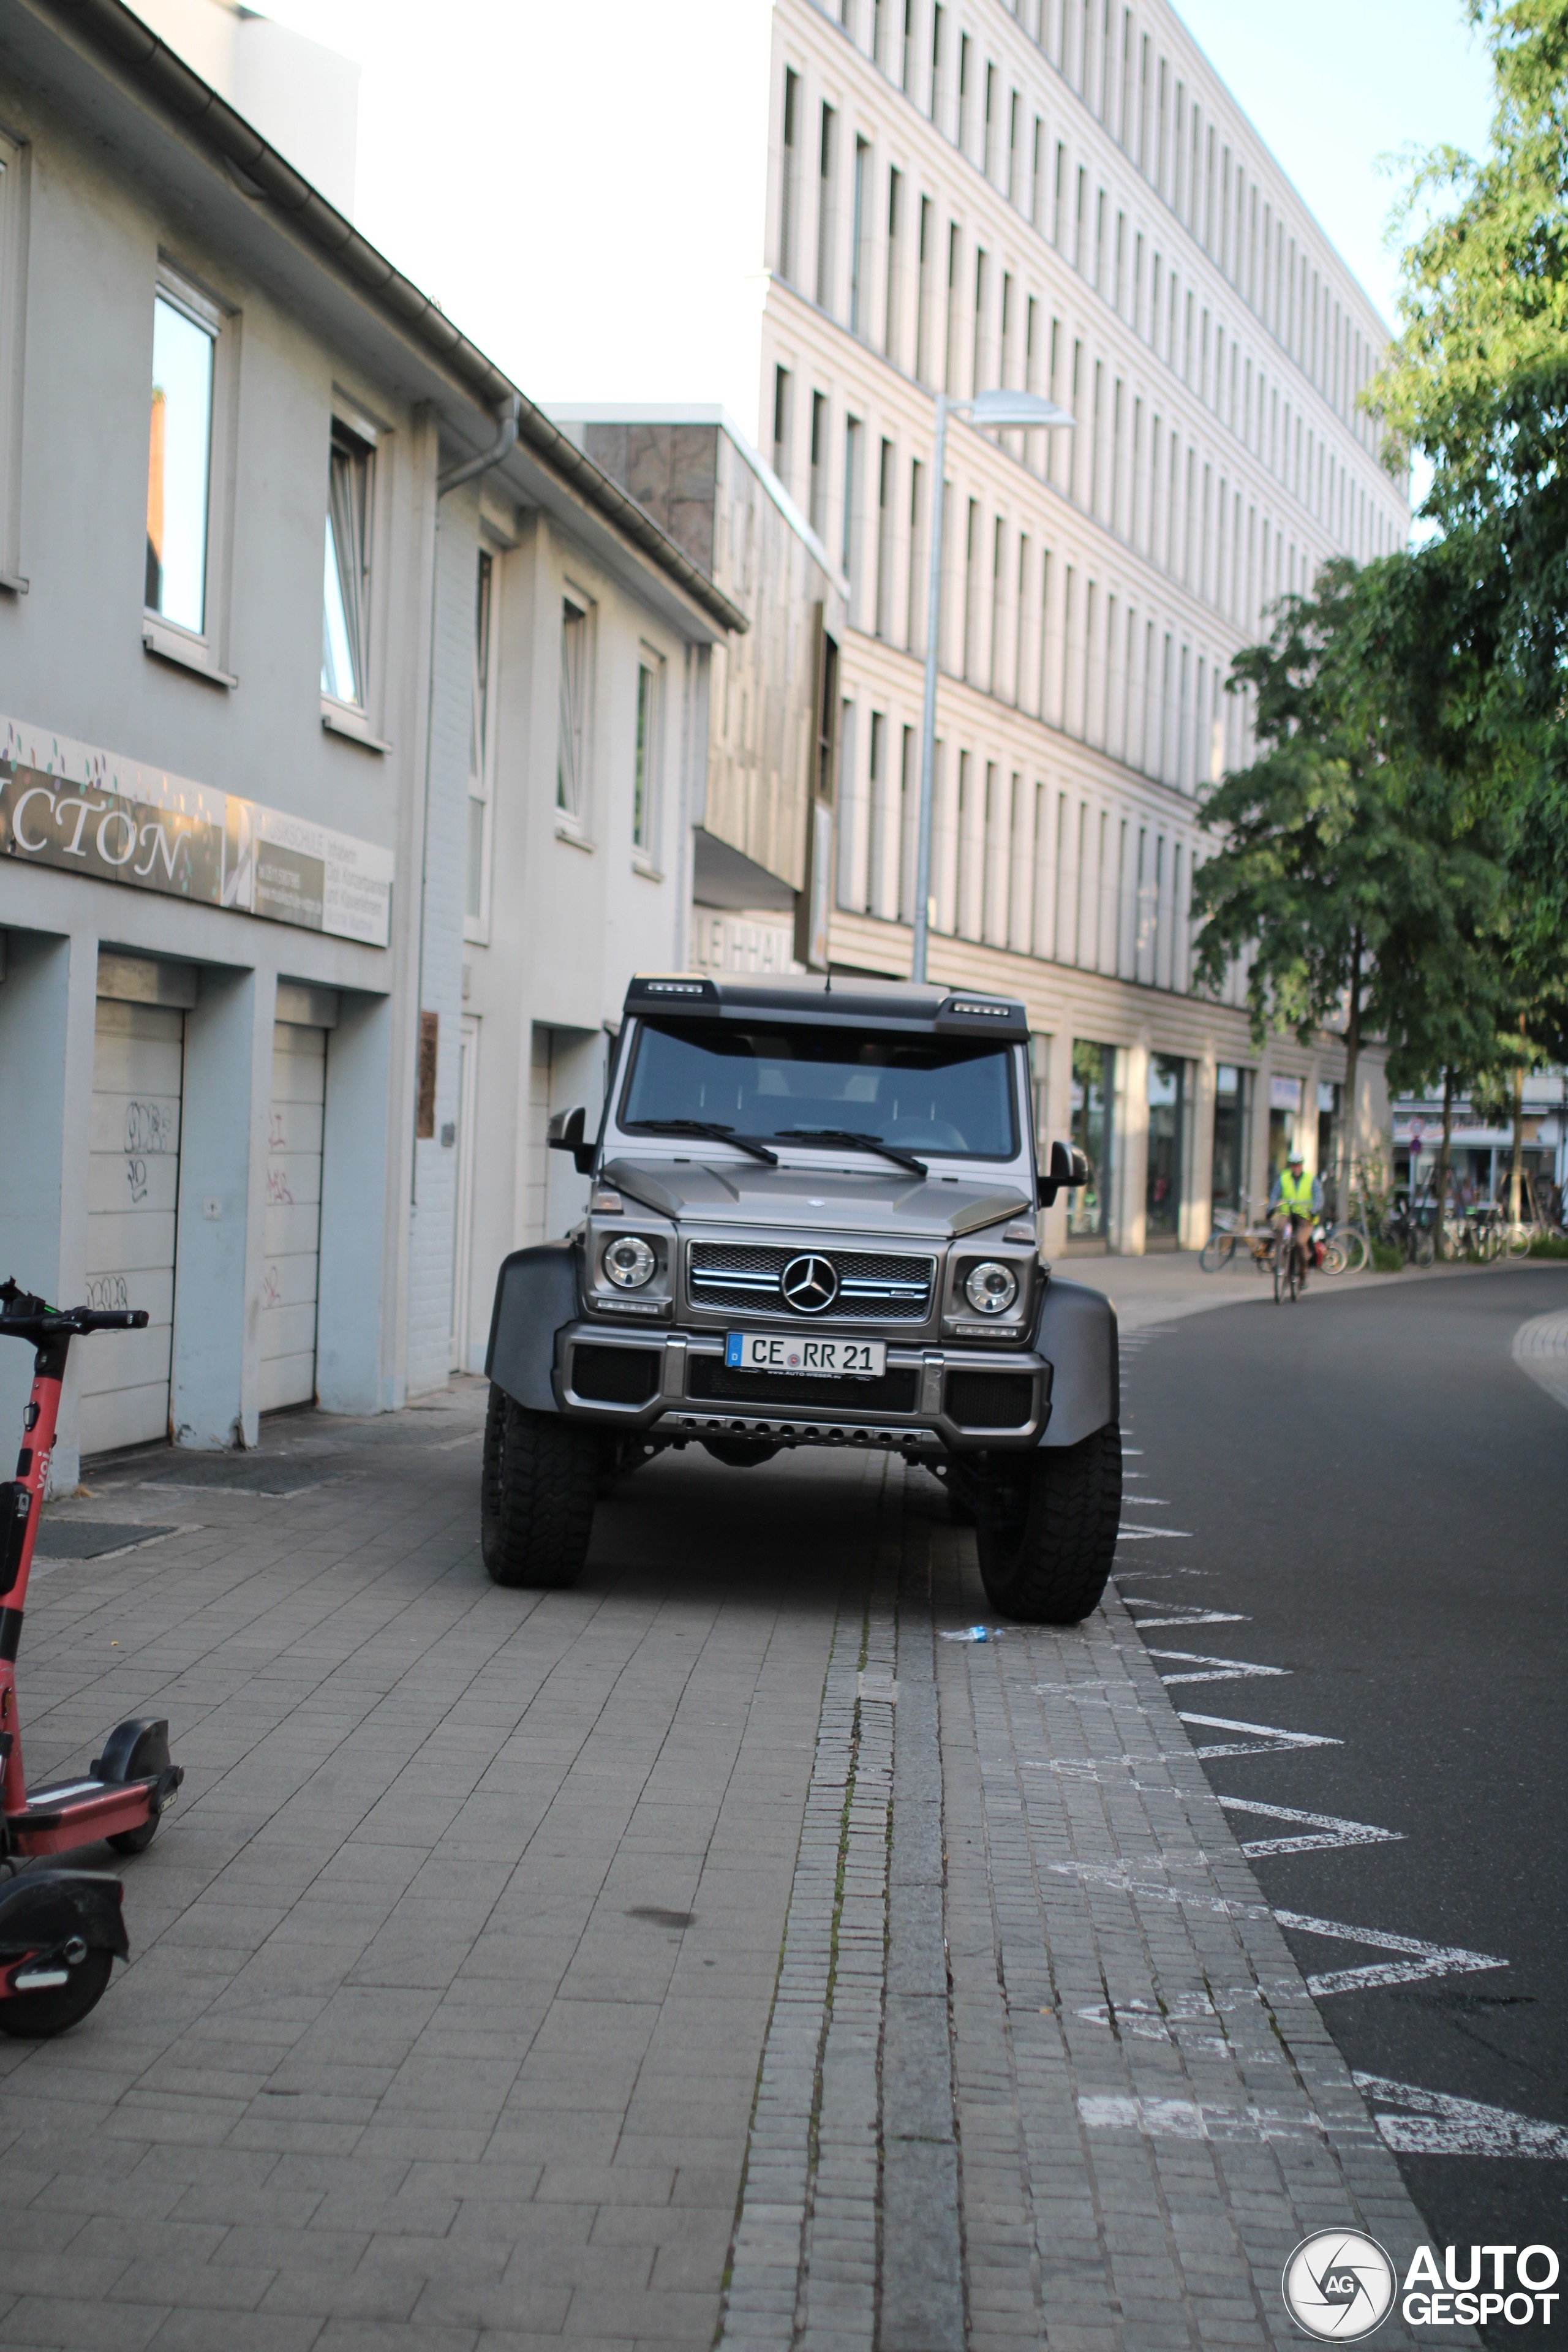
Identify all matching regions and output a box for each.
[81,956,194,1456]
[260,984,337,1412]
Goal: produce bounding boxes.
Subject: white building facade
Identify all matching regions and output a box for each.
[756,0,1409,1250]
[0,0,741,1472]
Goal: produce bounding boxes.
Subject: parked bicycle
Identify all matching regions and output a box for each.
[1199,1202,1276,1274]
[1382,1196,1438,1268]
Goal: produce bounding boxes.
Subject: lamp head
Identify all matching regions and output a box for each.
[966,388,1075,430]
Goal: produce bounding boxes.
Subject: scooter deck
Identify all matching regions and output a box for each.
[6,1771,171,1855]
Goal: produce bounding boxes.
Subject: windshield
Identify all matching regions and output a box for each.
[619,1019,1019,1161]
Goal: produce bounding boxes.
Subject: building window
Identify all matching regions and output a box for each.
[850,137,870,336]
[557,596,589,823]
[875,437,895,639]
[322,420,373,708]
[146,285,216,635]
[815,104,837,311]
[779,68,800,282]
[0,126,26,585]
[633,653,661,856]
[842,415,861,596]
[809,391,828,536]
[772,364,792,486]
[466,548,496,934]
[884,166,903,358]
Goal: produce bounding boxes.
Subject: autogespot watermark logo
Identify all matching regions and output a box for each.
[1282,2231,1396,2340]
[1282,2233,1562,2339]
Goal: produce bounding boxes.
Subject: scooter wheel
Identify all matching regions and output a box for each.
[107,1818,159,1856]
[0,1947,114,2038]
[97,1720,173,1854]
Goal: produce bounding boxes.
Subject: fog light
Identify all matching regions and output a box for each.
[603,1235,657,1290]
[963,1261,1017,1315]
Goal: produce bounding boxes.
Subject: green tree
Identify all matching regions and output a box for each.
[1194,559,1510,1193]
[1372,0,1568,944]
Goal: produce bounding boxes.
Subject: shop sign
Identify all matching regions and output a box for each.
[0,715,392,948]
[1270,1074,1303,1110]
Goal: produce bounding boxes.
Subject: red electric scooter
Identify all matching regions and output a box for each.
[0,1277,185,2035]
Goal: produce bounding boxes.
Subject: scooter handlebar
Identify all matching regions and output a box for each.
[0,1281,150,1342]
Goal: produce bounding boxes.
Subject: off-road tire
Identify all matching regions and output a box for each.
[481,1387,600,1588]
[974,1425,1121,1624]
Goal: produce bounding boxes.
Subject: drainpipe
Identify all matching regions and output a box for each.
[438,394,520,496]
[412,394,522,1207]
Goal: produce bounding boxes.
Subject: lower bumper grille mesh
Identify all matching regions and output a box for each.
[687,1358,919,1413]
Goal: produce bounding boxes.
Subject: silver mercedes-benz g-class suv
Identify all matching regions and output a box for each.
[481,973,1120,1623]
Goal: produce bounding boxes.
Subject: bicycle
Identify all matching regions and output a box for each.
[1272,1215,1306,1304]
[1199,1202,1276,1273]
[1383,1198,1437,1268]
[1318,1215,1367,1274]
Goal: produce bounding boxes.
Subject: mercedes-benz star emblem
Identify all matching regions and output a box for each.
[781,1253,839,1314]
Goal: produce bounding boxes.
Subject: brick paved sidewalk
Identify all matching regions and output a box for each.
[1,1383,1453,2351]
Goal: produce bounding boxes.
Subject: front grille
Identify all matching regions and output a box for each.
[571,1345,660,1405]
[687,1357,921,1412]
[687,1243,935,1322]
[944,1370,1035,1428]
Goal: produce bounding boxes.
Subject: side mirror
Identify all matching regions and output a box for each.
[547,1106,596,1177]
[1036,1139,1090,1207]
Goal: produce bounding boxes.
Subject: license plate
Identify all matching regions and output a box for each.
[725,1330,886,1378]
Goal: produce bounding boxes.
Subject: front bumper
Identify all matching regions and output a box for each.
[552,1322,1052,1450]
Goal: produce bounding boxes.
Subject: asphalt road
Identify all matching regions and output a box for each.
[1121,1267,1568,2326]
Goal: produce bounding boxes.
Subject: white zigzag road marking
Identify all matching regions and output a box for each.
[1151,1649,1290,1686]
[1352,2073,1568,2158]
[1119,1600,1250,1628]
[1046,1866,1502,1994]
[1176,1711,1341,1758]
[1076,2094,1324,2143]
[1273,1910,1507,1996]
[1215,1795,1404,1858]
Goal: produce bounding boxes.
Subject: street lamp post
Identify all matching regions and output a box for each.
[910,387,1075,985]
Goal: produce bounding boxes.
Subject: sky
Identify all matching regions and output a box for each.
[260,0,1495,431]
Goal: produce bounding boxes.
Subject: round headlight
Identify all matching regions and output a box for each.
[603,1234,657,1291]
[964,1260,1019,1316]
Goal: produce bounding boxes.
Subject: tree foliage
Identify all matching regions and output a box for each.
[1371,0,1568,948]
[1193,560,1513,1143]
[1195,3,1568,1160]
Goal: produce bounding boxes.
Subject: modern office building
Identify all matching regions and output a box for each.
[753,0,1409,1250]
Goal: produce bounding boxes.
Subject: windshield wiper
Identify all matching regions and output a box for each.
[773,1127,929,1178]
[624,1118,778,1166]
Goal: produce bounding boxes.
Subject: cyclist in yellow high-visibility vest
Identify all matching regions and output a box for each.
[1270,1150,1322,1288]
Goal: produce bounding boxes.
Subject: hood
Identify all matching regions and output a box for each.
[600,1155,1031,1238]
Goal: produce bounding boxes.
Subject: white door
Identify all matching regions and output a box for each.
[261,1020,326,1410]
[449,1014,478,1371]
[82,997,184,1455]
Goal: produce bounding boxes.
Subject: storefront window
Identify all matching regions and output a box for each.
[1316,1081,1342,1214]
[1069,1041,1115,1240]
[1146,1054,1185,1243]
[1030,1033,1052,1170]
[1212,1065,1252,1218]
[1268,1074,1302,1186]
